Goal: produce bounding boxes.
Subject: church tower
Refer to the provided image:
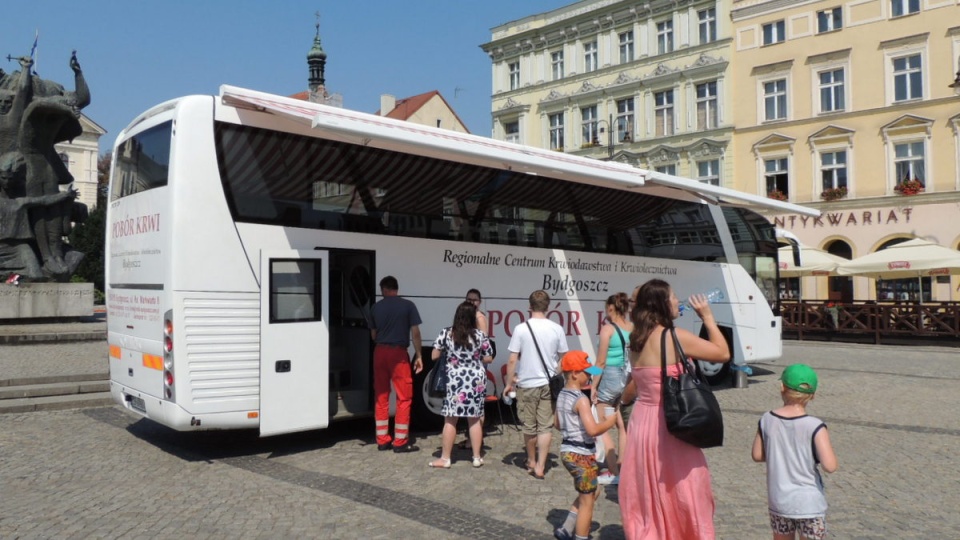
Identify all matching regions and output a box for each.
[307,19,326,95]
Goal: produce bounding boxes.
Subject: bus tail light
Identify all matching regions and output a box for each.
[162,309,175,402]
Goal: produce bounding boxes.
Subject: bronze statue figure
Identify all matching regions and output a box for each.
[0,48,89,281]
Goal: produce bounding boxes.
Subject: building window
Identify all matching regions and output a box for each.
[619,31,635,64]
[657,20,674,55]
[765,158,789,198]
[762,20,785,45]
[817,7,842,32]
[654,90,674,137]
[655,164,677,175]
[891,0,920,17]
[763,79,787,121]
[894,141,925,186]
[549,113,565,150]
[504,121,520,144]
[508,62,520,91]
[59,152,70,168]
[697,160,720,186]
[584,41,598,73]
[821,151,847,190]
[893,54,922,102]
[616,98,634,142]
[581,106,599,146]
[819,69,845,113]
[551,50,564,80]
[698,8,717,44]
[696,81,718,130]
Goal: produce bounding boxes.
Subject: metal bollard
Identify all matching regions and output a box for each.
[732,366,749,389]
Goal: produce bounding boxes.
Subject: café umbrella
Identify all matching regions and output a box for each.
[778,244,848,298]
[835,238,960,300]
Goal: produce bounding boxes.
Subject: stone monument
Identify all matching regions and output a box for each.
[0,46,93,318]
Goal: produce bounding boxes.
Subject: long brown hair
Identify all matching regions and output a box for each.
[629,279,675,352]
[606,292,630,320]
[451,301,478,348]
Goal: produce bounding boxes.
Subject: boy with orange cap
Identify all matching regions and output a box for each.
[553,351,618,540]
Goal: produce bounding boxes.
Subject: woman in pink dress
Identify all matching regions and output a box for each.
[618,279,731,539]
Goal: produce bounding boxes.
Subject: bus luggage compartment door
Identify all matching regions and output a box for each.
[259,250,330,436]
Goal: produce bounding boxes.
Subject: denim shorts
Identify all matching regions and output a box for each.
[594,364,628,404]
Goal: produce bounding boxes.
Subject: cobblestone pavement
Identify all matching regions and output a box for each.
[2,341,959,539]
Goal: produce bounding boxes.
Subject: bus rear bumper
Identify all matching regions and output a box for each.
[110,382,260,432]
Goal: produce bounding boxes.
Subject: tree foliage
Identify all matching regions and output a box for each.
[69,201,105,298]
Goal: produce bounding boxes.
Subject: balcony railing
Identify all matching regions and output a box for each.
[781,300,960,345]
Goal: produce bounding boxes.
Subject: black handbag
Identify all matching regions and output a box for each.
[428,331,451,398]
[660,327,724,448]
[527,321,564,401]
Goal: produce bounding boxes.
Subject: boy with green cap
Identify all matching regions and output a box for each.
[752,364,838,540]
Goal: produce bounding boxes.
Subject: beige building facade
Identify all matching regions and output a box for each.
[481,0,737,186]
[486,0,960,303]
[56,114,105,210]
[731,0,960,302]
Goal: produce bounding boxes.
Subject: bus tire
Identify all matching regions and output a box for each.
[412,349,444,431]
[696,324,734,386]
[698,360,731,386]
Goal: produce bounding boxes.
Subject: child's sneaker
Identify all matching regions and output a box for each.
[597,472,619,485]
[553,527,573,540]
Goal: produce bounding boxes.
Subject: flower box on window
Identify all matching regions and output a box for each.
[767,189,787,201]
[820,186,847,201]
[893,178,924,196]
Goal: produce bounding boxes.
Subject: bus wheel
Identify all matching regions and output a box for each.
[412,352,444,431]
[698,360,730,386]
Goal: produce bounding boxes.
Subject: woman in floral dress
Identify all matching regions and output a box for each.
[429,301,494,468]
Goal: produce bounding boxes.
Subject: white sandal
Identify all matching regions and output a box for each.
[428,458,451,469]
[472,456,484,468]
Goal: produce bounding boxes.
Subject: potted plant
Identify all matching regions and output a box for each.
[767,189,787,201]
[820,186,847,201]
[894,178,924,196]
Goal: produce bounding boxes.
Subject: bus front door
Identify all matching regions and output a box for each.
[259,250,330,436]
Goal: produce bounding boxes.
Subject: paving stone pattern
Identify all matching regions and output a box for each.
[1,341,959,539]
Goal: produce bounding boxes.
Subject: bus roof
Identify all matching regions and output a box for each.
[219,85,818,218]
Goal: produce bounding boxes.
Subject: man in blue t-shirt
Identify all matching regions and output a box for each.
[370,275,423,453]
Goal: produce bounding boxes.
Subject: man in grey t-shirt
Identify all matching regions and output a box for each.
[370,275,422,453]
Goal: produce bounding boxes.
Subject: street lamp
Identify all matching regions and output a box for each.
[596,114,615,159]
[950,56,960,96]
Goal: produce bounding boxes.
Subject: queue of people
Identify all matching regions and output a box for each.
[371,276,838,540]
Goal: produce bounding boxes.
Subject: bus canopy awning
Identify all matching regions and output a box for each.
[219,85,819,218]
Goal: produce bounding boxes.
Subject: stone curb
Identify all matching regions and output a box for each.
[0,392,114,414]
[0,331,106,345]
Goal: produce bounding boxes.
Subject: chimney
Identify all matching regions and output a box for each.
[380,94,396,116]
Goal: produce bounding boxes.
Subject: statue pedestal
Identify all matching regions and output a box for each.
[0,283,94,319]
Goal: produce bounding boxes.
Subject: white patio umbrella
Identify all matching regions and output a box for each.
[778,244,848,299]
[835,238,960,300]
[778,245,848,277]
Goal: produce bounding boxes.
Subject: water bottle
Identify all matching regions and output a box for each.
[678,288,724,316]
[502,390,516,405]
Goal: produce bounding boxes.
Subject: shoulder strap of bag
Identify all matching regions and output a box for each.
[526,321,554,378]
[659,327,669,380]
[613,324,627,360]
[669,327,706,383]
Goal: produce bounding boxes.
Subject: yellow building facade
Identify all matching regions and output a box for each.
[731,0,960,302]
[481,0,737,187]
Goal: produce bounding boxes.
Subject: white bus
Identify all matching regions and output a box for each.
[106,85,817,436]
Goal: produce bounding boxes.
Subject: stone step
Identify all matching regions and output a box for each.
[0,380,109,400]
[0,391,114,414]
[0,373,109,388]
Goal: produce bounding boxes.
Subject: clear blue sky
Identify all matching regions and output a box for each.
[3,1,564,154]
